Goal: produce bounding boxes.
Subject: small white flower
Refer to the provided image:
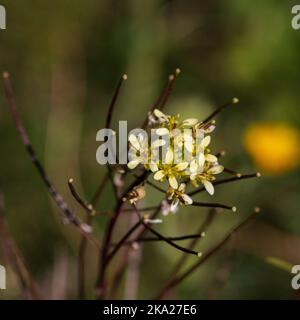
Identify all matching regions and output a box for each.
[167,183,193,208]
[128,133,148,169]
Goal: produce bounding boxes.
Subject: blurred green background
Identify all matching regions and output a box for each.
[1,0,300,299]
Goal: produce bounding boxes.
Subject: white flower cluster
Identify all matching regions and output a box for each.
[127,109,224,211]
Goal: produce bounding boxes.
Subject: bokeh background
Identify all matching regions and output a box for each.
[1,0,300,299]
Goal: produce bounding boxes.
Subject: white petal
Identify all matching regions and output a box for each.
[182,118,199,126]
[178,183,186,192]
[175,162,189,171]
[127,159,140,169]
[181,194,193,205]
[165,148,174,165]
[205,154,218,162]
[185,140,194,153]
[168,176,178,189]
[151,139,166,148]
[154,109,168,121]
[198,152,205,167]
[190,159,198,173]
[183,133,194,141]
[156,128,169,135]
[129,134,141,150]
[200,136,211,148]
[149,162,159,172]
[208,165,224,175]
[154,170,165,181]
[203,180,214,195]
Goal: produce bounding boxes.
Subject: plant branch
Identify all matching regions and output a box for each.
[105,74,127,129]
[96,171,150,298]
[155,211,258,299]
[188,172,260,196]
[2,72,97,247]
[132,204,200,256]
[112,233,204,246]
[68,178,95,215]
[192,201,236,212]
[201,97,239,125]
[158,209,216,299]
[141,69,180,129]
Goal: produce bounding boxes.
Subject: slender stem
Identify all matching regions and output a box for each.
[68,178,95,215]
[188,173,260,196]
[2,72,96,244]
[192,201,236,211]
[112,233,204,246]
[108,204,162,298]
[171,210,216,275]
[158,69,180,112]
[133,204,199,256]
[224,167,241,177]
[105,75,127,198]
[155,211,257,299]
[141,69,180,129]
[105,74,127,129]
[201,97,239,125]
[96,171,150,298]
[78,172,109,299]
[158,209,216,299]
[106,220,143,265]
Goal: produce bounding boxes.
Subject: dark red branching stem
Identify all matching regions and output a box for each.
[105,220,143,265]
[105,74,127,129]
[108,204,162,298]
[78,173,109,299]
[158,69,181,112]
[96,171,150,298]
[224,167,241,177]
[105,75,127,198]
[171,210,216,276]
[132,204,199,256]
[112,233,204,246]
[142,69,180,129]
[158,209,216,299]
[192,201,235,211]
[155,211,257,299]
[201,97,239,125]
[2,72,97,246]
[68,178,95,215]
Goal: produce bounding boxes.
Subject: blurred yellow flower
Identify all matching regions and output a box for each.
[244,123,300,175]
